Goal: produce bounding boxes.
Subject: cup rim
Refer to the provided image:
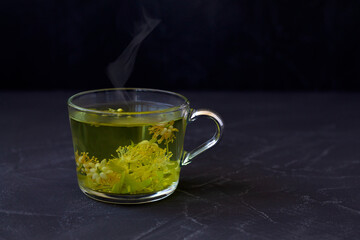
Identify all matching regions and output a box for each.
[68,88,190,115]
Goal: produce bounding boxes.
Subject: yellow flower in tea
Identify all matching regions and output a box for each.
[108,108,123,113]
[75,152,120,188]
[75,152,97,174]
[105,140,179,194]
[149,121,179,144]
[87,160,111,183]
[87,159,120,185]
[115,140,173,175]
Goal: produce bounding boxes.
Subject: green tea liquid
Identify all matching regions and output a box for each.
[69,103,185,195]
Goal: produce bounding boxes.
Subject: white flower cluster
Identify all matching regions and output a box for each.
[160,125,175,136]
[86,160,113,184]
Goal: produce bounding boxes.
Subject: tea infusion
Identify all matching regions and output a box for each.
[70,103,185,195]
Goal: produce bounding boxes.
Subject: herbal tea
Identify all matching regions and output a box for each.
[69,102,185,195]
[68,88,224,204]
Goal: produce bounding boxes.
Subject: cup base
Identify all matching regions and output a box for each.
[78,181,178,204]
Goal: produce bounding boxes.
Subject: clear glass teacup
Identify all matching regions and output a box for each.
[68,88,224,204]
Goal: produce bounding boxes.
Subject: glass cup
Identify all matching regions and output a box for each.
[68,88,224,204]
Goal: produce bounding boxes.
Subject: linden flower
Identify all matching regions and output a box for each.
[75,152,85,167]
[75,152,97,174]
[112,140,178,194]
[75,152,89,172]
[87,159,114,184]
[82,162,95,174]
[108,108,123,113]
[149,121,179,144]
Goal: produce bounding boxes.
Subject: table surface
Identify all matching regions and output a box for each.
[1,91,360,240]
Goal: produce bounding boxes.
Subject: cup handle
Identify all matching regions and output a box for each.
[181,109,224,166]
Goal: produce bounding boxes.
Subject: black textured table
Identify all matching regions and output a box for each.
[1,91,360,239]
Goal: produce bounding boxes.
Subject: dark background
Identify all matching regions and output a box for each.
[2,0,360,91]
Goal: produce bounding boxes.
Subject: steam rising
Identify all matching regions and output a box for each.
[107,11,160,87]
